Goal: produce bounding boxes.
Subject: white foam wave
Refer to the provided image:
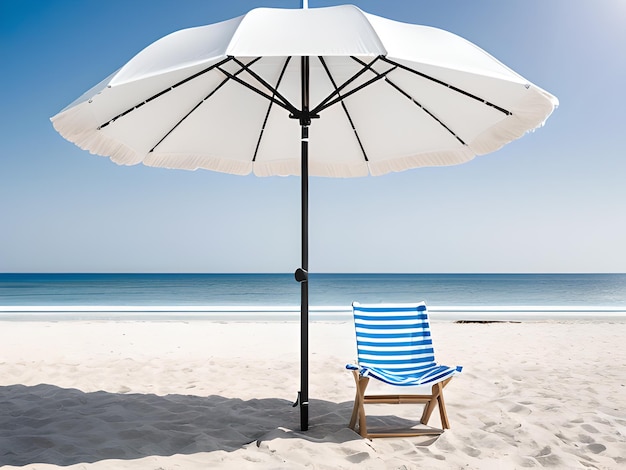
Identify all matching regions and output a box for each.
[1,305,625,321]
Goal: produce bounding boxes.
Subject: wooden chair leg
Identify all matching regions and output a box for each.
[349,371,360,430]
[356,375,370,437]
[438,387,450,429]
[421,378,452,428]
[420,382,441,425]
[348,371,370,437]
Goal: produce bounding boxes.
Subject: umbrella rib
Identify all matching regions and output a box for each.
[148,58,262,154]
[379,56,512,116]
[388,77,466,146]
[310,56,383,115]
[351,57,466,146]
[98,56,234,130]
[252,57,292,162]
[313,67,394,115]
[317,56,369,162]
[148,77,229,153]
[226,57,299,116]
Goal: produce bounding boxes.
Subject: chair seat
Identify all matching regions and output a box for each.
[347,364,462,387]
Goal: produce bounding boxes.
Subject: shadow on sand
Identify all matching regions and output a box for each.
[0,383,364,467]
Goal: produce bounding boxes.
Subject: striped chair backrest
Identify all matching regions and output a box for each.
[352,302,436,376]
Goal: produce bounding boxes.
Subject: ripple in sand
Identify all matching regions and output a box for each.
[586,443,607,454]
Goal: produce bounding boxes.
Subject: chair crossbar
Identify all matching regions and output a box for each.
[364,429,444,438]
[364,394,433,404]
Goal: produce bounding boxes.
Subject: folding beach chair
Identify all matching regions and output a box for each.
[347,302,462,438]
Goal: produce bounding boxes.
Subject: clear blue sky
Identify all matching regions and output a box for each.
[1,0,625,273]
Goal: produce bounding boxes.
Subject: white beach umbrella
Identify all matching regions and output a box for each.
[51,4,558,431]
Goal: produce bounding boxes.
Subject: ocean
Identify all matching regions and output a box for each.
[1,273,625,321]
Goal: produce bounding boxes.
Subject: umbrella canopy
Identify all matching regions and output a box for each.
[51,5,557,177]
[51,4,558,431]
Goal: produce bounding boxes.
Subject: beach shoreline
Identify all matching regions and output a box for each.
[2,304,626,323]
[1,318,625,469]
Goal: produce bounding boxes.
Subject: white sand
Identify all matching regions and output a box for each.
[1,319,625,469]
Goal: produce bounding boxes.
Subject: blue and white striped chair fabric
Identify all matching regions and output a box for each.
[347,302,462,386]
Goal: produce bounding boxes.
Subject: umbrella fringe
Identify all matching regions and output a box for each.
[145,154,253,175]
[470,86,558,156]
[51,104,144,166]
[368,148,476,176]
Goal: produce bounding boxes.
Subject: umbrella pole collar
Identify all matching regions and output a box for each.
[294,267,308,283]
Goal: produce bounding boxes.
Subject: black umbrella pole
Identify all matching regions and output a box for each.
[299,55,310,432]
[299,124,309,432]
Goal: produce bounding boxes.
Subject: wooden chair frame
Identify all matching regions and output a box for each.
[348,371,453,438]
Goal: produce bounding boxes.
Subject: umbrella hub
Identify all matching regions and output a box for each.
[289,112,319,127]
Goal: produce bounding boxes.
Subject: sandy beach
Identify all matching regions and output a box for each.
[1,319,625,469]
